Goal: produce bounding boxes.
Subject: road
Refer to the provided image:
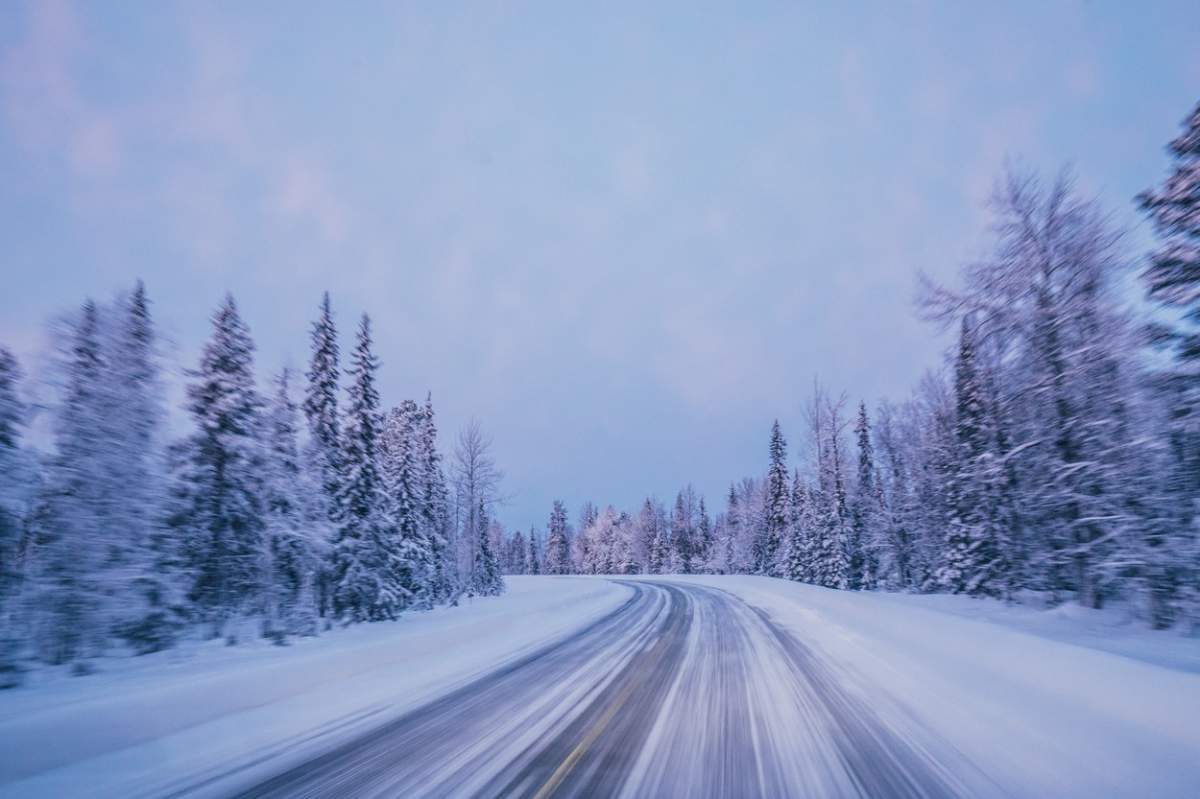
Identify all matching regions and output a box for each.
[236,580,986,799]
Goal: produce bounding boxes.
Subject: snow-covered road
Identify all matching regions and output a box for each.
[3,576,1197,798]
[239,581,988,798]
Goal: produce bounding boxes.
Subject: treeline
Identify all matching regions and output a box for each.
[0,290,504,682]
[506,103,1200,630]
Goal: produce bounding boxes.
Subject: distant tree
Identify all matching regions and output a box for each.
[756,420,789,576]
[470,500,504,596]
[527,528,541,575]
[544,500,571,575]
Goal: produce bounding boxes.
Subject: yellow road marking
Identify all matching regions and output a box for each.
[531,633,670,799]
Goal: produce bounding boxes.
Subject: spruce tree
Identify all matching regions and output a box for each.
[304,293,343,525]
[0,347,31,684]
[849,401,880,590]
[332,314,407,621]
[262,369,319,639]
[179,295,267,637]
[671,490,693,574]
[938,318,1002,595]
[757,420,789,576]
[470,500,504,596]
[696,496,713,573]
[37,301,107,665]
[784,471,811,582]
[544,500,571,575]
[527,528,541,575]
[418,394,453,601]
[381,400,430,607]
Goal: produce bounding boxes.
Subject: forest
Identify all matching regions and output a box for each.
[1,100,1198,684]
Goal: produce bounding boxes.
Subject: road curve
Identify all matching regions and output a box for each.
[236,580,988,799]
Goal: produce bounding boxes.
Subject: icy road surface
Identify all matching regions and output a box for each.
[238,580,989,799]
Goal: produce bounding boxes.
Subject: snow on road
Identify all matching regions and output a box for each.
[1,575,1197,798]
[669,575,1200,798]
[0,577,630,799]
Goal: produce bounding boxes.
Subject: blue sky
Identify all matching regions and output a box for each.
[2,1,1198,531]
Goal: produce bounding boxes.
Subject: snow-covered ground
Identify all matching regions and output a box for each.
[2,575,1197,798]
[0,577,631,799]
[669,575,1200,798]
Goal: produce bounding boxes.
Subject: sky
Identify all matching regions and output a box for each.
[2,1,1198,532]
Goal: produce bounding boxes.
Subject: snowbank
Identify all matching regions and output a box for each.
[672,575,1200,798]
[0,577,630,798]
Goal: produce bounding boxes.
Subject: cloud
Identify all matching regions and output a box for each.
[0,0,122,177]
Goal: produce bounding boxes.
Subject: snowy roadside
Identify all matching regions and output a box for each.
[669,575,1200,798]
[0,577,630,799]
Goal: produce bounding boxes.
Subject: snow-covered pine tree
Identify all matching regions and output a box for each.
[303,293,342,618]
[304,293,343,524]
[670,489,694,574]
[332,314,408,621]
[261,369,319,640]
[938,317,1001,595]
[381,400,431,608]
[0,347,34,684]
[720,484,739,575]
[527,528,541,575]
[470,500,504,596]
[107,283,178,653]
[178,295,267,639]
[809,482,847,589]
[417,394,454,602]
[639,498,665,575]
[783,470,811,582]
[506,529,526,574]
[756,420,789,576]
[34,300,109,666]
[849,401,880,590]
[544,500,571,575]
[1139,101,1200,625]
[695,496,712,573]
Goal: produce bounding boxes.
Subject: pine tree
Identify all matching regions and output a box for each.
[178,295,267,638]
[262,369,319,640]
[756,420,789,576]
[695,496,712,572]
[332,314,407,621]
[304,293,343,525]
[417,394,453,602]
[671,490,694,574]
[381,400,431,607]
[0,347,32,684]
[937,318,1002,595]
[1139,101,1200,624]
[784,471,811,582]
[527,528,541,575]
[721,484,739,575]
[35,301,110,666]
[544,500,571,575]
[470,500,504,596]
[108,283,177,652]
[849,401,880,590]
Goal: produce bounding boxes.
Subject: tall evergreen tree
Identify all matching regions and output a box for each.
[261,369,319,640]
[417,394,454,601]
[849,401,880,590]
[304,293,343,526]
[381,400,431,607]
[332,314,407,621]
[470,500,504,596]
[527,528,541,575]
[544,500,571,575]
[178,295,266,637]
[757,420,789,576]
